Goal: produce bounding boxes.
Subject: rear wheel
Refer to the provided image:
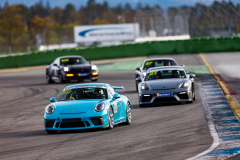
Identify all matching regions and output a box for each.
[125,102,131,125]
[108,107,114,129]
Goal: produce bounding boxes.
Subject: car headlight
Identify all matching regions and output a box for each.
[64,67,69,72]
[141,84,149,90]
[179,82,189,88]
[95,102,105,112]
[91,65,98,70]
[45,105,55,114]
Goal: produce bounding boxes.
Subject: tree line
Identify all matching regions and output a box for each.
[1,0,240,53]
[0,0,152,53]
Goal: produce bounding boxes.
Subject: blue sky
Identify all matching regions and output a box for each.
[1,0,240,8]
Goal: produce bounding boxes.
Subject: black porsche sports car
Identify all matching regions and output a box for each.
[46,56,98,83]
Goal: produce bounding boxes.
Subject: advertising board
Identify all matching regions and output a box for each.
[74,23,140,43]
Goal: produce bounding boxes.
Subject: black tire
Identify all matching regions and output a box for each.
[125,102,131,125]
[187,86,194,103]
[45,130,57,134]
[46,74,54,84]
[59,74,65,84]
[91,79,98,81]
[192,85,196,101]
[136,81,139,92]
[108,107,114,129]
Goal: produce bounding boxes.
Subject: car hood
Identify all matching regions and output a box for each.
[55,100,103,114]
[146,79,185,90]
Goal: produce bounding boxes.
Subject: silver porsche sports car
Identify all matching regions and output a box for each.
[135,58,183,91]
[137,66,195,107]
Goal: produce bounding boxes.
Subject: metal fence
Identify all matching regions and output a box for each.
[134,2,240,38]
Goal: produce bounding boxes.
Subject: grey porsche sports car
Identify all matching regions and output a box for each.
[137,66,195,107]
[135,58,183,91]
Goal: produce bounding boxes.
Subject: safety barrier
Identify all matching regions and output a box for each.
[0,36,240,69]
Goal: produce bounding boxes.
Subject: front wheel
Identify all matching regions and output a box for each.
[59,74,65,84]
[108,107,114,129]
[46,74,54,84]
[136,81,139,91]
[125,102,131,125]
[192,85,196,101]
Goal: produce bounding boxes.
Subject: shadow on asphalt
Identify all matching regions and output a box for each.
[0,130,48,138]
[131,102,186,110]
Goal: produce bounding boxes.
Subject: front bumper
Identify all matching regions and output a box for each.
[139,89,193,105]
[63,72,98,81]
[44,110,108,131]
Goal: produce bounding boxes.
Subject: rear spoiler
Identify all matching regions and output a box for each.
[112,86,124,91]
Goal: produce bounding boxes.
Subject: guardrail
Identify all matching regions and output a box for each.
[0,36,240,69]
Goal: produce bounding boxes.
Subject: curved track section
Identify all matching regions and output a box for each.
[0,68,212,160]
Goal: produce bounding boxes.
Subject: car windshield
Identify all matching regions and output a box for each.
[60,58,86,66]
[143,60,177,70]
[58,87,108,101]
[145,69,186,81]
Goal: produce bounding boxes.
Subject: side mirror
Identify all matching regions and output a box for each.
[53,63,59,67]
[136,77,142,82]
[113,94,120,100]
[136,67,140,71]
[189,74,195,78]
[180,65,185,68]
[89,61,91,64]
[50,97,56,102]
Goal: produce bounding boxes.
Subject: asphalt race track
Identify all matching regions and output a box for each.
[0,54,217,160]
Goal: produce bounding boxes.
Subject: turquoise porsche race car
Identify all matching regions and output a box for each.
[44,83,131,134]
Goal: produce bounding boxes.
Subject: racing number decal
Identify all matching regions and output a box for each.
[61,59,69,62]
[61,89,72,95]
[145,61,153,65]
[149,71,158,76]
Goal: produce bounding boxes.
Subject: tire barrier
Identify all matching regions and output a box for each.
[1,36,240,69]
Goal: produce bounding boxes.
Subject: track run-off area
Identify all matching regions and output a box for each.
[0,52,240,160]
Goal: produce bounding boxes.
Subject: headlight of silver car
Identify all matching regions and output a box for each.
[95,102,105,112]
[179,82,189,88]
[45,105,55,114]
[141,83,149,90]
[64,67,69,72]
